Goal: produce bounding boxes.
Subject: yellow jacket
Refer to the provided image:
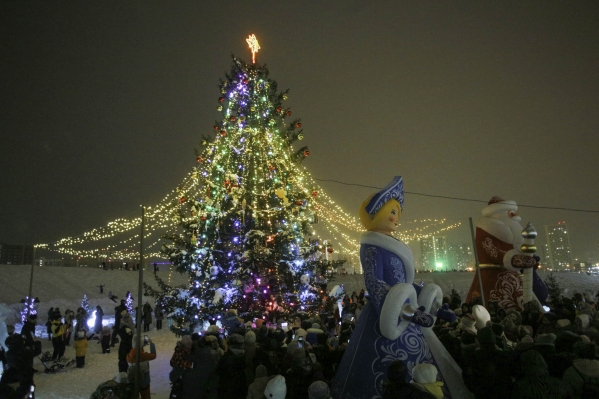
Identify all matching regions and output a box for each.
[74,338,88,357]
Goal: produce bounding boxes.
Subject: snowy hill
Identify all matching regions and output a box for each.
[0,264,189,324]
[1,265,598,398]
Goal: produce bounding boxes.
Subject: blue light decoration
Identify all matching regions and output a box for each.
[20,296,38,323]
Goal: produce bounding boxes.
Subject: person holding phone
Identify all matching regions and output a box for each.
[126,336,157,399]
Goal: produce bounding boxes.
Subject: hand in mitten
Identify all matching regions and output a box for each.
[511,254,537,269]
[412,306,435,328]
[437,303,457,323]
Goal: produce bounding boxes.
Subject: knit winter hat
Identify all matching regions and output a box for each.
[520,350,548,376]
[245,331,256,344]
[472,305,491,330]
[521,335,534,343]
[204,335,217,343]
[293,348,306,362]
[573,341,597,360]
[255,364,268,379]
[386,360,408,383]
[264,375,287,399]
[308,381,331,399]
[77,331,85,338]
[535,333,556,346]
[412,363,438,384]
[295,328,307,340]
[206,325,220,335]
[181,335,192,349]
[114,372,128,384]
[477,326,496,344]
[228,333,244,347]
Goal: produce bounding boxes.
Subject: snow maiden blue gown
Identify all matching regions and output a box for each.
[331,232,473,399]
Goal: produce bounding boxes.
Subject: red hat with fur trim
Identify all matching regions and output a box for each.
[482,196,518,217]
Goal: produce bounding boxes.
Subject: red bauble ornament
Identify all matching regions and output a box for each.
[220,130,227,137]
[286,110,292,116]
[224,180,231,186]
[179,197,186,204]
[276,106,283,113]
[213,125,219,131]
[295,200,303,206]
[327,247,334,254]
[200,216,207,221]
[268,165,275,171]
[311,191,318,197]
[243,78,249,84]
[218,97,225,103]
[304,150,310,157]
[229,116,236,122]
[295,122,302,128]
[197,156,203,163]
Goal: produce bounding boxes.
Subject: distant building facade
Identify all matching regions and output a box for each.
[0,244,34,265]
[447,243,474,270]
[420,236,448,271]
[544,222,573,271]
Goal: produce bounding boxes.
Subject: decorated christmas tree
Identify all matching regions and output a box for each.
[125,292,134,314]
[20,296,38,324]
[145,35,338,332]
[81,294,92,315]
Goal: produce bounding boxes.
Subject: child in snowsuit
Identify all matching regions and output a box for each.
[98,325,112,354]
[74,330,89,368]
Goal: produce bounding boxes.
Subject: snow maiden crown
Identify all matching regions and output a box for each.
[365,176,404,215]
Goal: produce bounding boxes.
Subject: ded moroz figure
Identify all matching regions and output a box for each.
[331,176,473,399]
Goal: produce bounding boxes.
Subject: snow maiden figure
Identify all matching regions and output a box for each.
[330,176,472,399]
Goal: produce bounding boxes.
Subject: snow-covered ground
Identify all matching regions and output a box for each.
[1,265,598,398]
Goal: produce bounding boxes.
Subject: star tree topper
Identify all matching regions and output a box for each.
[246,34,260,64]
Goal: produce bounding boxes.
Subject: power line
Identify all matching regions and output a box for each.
[313,178,599,214]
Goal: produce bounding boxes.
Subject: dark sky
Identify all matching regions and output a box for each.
[1,1,598,261]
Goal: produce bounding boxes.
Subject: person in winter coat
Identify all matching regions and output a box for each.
[50,316,68,361]
[4,326,40,398]
[562,341,599,399]
[120,309,135,333]
[222,309,243,336]
[142,302,153,332]
[75,307,89,333]
[19,314,38,350]
[247,365,274,399]
[64,309,75,346]
[462,326,514,399]
[118,326,133,373]
[216,333,247,398]
[112,299,127,346]
[154,305,164,330]
[381,360,435,399]
[94,305,104,334]
[179,337,216,399]
[98,325,112,354]
[46,307,54,341]
[411,363,444,399]
[512,350,573,399]
[74,330,89,368]
[126,338,157,399]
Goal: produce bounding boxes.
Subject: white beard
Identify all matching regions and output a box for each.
[490,214,524,249]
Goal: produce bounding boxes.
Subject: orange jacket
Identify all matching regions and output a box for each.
[126,346,157,363]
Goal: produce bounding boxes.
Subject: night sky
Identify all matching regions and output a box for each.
[1,2,598,261]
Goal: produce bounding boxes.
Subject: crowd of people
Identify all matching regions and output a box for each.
[2,285,598,399]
